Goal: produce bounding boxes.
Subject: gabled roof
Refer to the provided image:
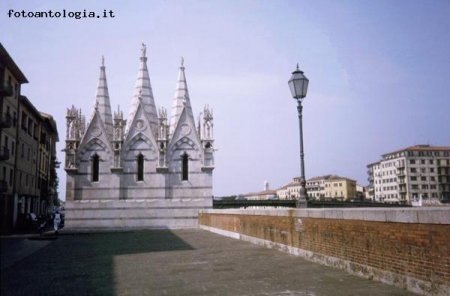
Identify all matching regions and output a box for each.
[0,43,28,84]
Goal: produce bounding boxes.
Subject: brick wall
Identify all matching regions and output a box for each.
[199,208,450,296]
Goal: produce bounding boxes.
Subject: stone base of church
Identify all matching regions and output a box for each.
[63,198,212,231]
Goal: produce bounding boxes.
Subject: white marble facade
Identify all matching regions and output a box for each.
[63,45,214,229]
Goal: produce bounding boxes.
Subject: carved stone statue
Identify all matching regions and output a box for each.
[141,43,146,57]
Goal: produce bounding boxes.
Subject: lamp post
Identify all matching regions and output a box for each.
[288,64,309,208]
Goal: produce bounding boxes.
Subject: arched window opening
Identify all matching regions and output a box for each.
[137,154,144,181]
[92,154,99,182]
[182,153,189,181]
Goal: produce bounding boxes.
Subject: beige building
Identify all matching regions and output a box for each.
[278,175,357,201]
[367,145,450,203]
[324,175,357,201]
[0,43,59,233]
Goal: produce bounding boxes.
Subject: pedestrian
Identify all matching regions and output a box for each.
[54,211,61,234]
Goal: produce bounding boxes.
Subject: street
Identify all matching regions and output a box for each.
[1,229,415,296]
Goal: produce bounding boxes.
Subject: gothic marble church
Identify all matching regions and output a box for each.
[63,45,214,230]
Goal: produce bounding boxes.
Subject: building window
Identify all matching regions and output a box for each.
[9,169,13,186]
[430,168,434,173]
[28,120,33,136]
[410,159,416,164]
[92,154,99,182]
[410,168,417,173]
[430,160,434,165]
[137,154,144,181]
[21,112,27,131]
[182,153,189,181]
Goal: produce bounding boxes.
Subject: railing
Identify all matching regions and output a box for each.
[0,146,10,161]
[0,113,12,128]
[0,82,13,96]
[213,199,411,209]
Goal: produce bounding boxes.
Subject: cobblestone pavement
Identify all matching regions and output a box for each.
[1,229,415,296]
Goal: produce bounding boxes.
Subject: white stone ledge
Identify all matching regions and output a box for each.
[199,207,450,224]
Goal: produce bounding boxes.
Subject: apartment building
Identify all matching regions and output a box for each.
[367,145,450,203]
[0,43,59,233]
[323,175,357,201]
[278,175,357,201]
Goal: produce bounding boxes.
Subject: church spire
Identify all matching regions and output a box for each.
[94,56,114,140]
[125,43,158,134]
[169,57,194,136]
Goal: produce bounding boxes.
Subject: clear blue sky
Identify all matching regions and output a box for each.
[2,0,449,199]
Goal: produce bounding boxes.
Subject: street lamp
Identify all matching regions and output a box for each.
[288,64,309,208]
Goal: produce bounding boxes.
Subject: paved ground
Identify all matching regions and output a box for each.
[1,229,415,296]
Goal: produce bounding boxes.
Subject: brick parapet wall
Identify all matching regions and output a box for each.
[199,208,450,296]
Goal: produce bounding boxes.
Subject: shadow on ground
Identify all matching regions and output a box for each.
[1,230,193,295]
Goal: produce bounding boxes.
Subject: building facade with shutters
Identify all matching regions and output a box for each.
[1,44,59,233]
[367,145,450,203]
[277,175,357,201]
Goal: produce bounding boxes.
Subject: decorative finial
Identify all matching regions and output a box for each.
[141,43,146,57]
[181,56,184,67]
[101,56,105,67]
[296,63,299,70]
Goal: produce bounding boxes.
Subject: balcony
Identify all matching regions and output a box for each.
[0,180,7,192]
[0,146,10,161]
[0,82,13,96]
[396,170,405,177]
[438,168,450,176]
[0,113,12,128]
[398,187,407,193]
[396,162,405,168]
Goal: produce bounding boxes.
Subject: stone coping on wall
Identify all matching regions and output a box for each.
[199,207,450,224]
